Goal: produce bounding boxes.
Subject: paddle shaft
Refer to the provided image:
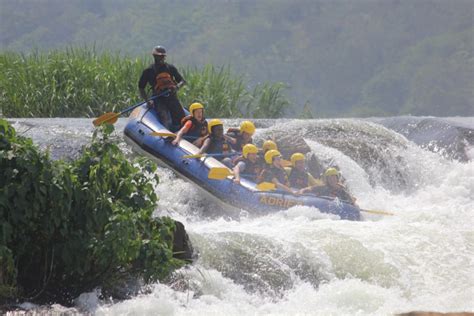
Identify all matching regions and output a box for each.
[183,152,241,159]
[205,152,240,157]
[301,195,394,215]
[93,90,170,126]
[318,196,394,215]
[360,208,394,216]
[119,89,170,116]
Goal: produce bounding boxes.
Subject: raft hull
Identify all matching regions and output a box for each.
[123,105,361,221]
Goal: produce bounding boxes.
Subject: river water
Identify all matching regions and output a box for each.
[9,116,474,315]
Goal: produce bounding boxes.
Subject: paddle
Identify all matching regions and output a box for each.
[92,90,169,126]
[186,152,291,165]
[183,152,240,159]
[207,167,258,180]
[208,167,233,180]
[256,182,276,191]
[149,132,177,138]
[359,209,394,216]
[149,132,200,140]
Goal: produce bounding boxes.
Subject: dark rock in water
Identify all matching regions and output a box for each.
[256,119,411,191]
[372,117,474,162]
[306,153,325,179]
[254,129,312,158]
[7,118,127,161]
[172,221,195,262]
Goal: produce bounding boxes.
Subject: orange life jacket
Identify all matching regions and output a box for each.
[155,72,177,93]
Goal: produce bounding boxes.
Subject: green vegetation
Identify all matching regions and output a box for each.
[180,65,289,118]
[1,0,472,117]
[180,65,247,118]
[355,28,474,117]
[0,119,184,304]
[0,48,145,117]
[0,49,289,118]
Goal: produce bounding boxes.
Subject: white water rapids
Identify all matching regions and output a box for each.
[9,117,474,315]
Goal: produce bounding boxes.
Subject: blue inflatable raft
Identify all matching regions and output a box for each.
[123,105,361,221]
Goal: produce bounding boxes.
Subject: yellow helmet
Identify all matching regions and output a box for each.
[264,149,281,165]
[189,102,204,115]
[242,144,258,159]
[208,119,223,133]
[290,153,305,166]
[239,120,256,135]
[262,140,277,152]
[324,167,340,177]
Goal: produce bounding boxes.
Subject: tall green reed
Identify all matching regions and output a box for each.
[244,82,289,118]
[180,65,248,118]
[0,47,146,117]
[180,65,290,118]
[0,48,290,118]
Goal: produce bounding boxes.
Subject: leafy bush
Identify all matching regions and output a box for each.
[0,119,183,304]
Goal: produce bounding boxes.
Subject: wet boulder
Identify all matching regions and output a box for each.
[172,221,195,263]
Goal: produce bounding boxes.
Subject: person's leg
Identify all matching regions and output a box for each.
[155,99,171,129]
[166,96,186,127]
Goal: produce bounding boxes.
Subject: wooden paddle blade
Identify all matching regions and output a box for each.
[256,182,276,191]
[208,167,233,180]
[150,132,177,138]
[182,153,205,159]
[93,112,119,126]
[360,209,394,216]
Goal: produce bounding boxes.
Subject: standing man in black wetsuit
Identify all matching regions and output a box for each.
[138,45,186,129]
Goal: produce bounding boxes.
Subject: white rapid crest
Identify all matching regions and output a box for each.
[9,117,473,315]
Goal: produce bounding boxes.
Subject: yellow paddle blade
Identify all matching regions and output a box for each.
[360,209,394,216]
[150,132,177,138]
[93,112,119,126]
[182,153,206,159]
[208,167,233,180]
[256,182,276,191]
